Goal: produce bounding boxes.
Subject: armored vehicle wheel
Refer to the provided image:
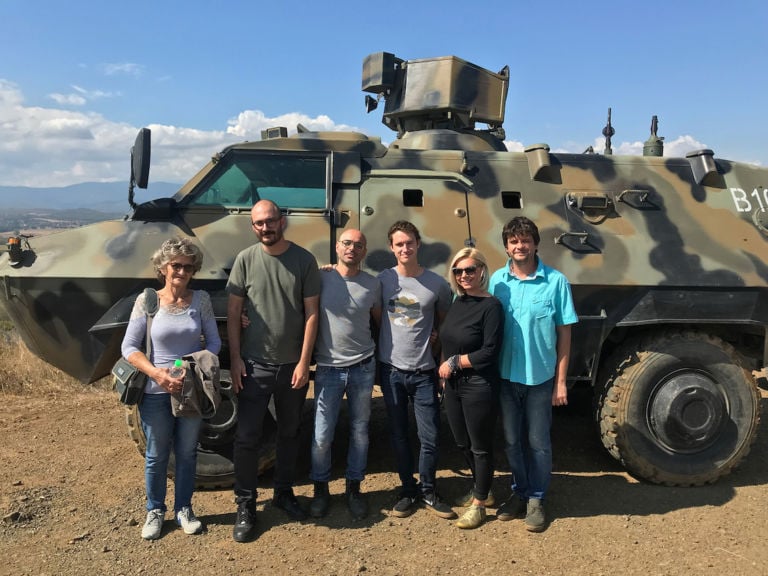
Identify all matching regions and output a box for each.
[124,369,277,489]
[597,331,760,486]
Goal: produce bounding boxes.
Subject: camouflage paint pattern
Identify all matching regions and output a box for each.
[1,52,766,381]
[1,52,766,484]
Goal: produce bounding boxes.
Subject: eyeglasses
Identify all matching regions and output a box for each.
[252,216,281,228]
[169,263,195,273]
[452,265,478,276]
[339,239,365,250]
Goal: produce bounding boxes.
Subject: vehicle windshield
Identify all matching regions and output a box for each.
[190,151,327,209]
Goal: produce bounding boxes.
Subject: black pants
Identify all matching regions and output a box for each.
[443,373,498,501]
[233,359,308,503]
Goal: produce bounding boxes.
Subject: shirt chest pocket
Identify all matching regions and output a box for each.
[530,298,554,319]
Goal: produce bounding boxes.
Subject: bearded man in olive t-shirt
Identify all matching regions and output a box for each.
[226,199,320,542]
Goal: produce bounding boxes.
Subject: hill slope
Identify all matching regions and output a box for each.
[0,181,180,212]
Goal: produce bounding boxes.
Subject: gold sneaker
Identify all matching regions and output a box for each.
[454,489,495,508]
[455,504,486,529]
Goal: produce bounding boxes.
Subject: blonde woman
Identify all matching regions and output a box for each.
[438,248,504,529]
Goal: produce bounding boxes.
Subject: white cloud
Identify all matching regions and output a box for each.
[226,110,358,137]
[0,80,734,189]
[662,135,709,157]
[103,62,143,76]
[48,92,87,106]
[586,134,707,157]
[509,134,710,158]
[72,85,119,100]
[48,85,119,107]
[504,139,524,152]
[504,137,707,157]
[0,82,358,187]
[0,80,23,106]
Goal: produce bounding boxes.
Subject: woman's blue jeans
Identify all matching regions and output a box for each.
[310,358,375,482]
[139,392,202,513]
[498,378,554,500]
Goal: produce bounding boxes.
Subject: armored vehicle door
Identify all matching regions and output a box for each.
[359,172,473,274]
[178,150,334,270]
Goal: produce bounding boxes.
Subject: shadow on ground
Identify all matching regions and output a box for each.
[245,384,768,529]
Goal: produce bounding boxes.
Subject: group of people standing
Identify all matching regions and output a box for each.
[121,198,577,542]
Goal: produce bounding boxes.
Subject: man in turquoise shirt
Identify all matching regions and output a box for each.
[488,216,578,532]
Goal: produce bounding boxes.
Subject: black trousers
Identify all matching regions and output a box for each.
[443,373,498,501]
[233,359,308,502]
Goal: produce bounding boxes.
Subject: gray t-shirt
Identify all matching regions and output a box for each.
[377,267,451,371]
[314,269,382,367]
[226,242,320,364]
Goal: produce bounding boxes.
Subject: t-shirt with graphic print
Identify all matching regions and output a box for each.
[376,267,451,371]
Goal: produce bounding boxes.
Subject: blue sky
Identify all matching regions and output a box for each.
[1,0,766,192]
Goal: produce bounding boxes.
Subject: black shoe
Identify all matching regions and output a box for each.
[346,479,368,521]
[421,492,458,519]
[232,502,257,543]
[496,496,527,521]
[273,489,308,521]
[309,482,331,518]
[391,494,418,518]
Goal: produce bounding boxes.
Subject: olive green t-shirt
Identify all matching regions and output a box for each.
[226,242,321,364]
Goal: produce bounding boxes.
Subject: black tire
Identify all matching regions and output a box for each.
[124,369,277,489]
[596,331,761,486]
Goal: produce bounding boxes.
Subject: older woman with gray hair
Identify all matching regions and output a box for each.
[437,247,504,529]
[121,237,221,540]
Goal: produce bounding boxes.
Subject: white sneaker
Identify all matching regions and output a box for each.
[141,509,164,540]
[176,506,203,535]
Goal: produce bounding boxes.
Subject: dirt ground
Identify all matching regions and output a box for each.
[1,384,766,576]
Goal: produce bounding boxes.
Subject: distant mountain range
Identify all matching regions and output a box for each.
[0,181,181,212]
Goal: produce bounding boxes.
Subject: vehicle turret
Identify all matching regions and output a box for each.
[362,51,509,151]
[1,51,766,489]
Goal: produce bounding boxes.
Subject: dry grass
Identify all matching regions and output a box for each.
[0,322,113,396]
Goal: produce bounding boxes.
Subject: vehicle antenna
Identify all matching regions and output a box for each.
[602,107,615,155]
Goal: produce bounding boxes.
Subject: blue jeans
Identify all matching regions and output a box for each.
[310,358,376,482]
[499,378,554,500]
[139,392,202,513]
[379,363,441,496]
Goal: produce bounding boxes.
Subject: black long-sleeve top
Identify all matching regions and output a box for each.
[439,294,504,381]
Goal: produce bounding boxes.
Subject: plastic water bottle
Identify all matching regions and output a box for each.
[169,359,185,379]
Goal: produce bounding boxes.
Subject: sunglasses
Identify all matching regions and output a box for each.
[452,265,478,276]
[339,239,365,250]
[169,263,195,273]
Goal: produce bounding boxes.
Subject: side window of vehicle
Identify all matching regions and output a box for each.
[191,153,328,209]
[194,164,253,207]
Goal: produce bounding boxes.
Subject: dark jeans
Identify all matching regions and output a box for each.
[233,359,308,503]
[499,378,554,500]
[443,373,498,501]
[379,363,441,496]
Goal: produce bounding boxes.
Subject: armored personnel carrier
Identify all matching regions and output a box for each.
[1,52,766,487]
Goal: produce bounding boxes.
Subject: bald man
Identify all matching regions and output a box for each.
[308,229,382,521]
[226,200,320,542]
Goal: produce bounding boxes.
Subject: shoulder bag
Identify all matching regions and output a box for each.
[112,288,159,405]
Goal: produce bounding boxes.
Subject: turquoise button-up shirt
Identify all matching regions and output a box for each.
[489,258,578,385]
